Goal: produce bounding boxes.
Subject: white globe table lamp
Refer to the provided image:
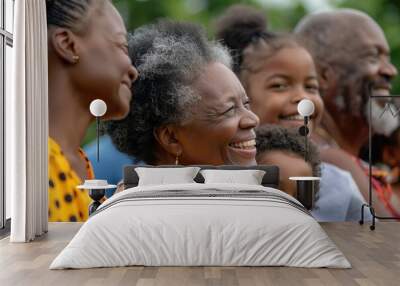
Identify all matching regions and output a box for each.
[290,99,318,210]
[80,99,116,215]
[297,99,315,160]
[89,99,107,162]
[297,98,315,117]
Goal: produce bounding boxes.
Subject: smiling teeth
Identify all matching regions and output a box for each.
[281,115,303,120]
[229,139,256,149]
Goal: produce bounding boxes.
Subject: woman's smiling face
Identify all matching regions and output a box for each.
[175,62,260,166]
[72,1,138,120]
[244,47,323,132]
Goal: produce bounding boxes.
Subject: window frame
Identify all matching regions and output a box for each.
[0,0,13,232]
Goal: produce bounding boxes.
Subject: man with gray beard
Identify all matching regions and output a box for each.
[295,9,399,217]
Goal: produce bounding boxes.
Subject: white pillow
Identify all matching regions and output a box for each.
[200,169,266,185]
[135,167,201,186]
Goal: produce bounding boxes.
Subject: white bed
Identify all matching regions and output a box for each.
[50,183,350,269]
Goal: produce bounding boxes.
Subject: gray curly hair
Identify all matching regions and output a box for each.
[106,20,232,164]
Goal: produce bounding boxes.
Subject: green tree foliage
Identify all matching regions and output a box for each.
[112,0,265,38]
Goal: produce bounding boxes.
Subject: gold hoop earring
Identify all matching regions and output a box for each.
[175,153,180,165]
[72,55,80,63]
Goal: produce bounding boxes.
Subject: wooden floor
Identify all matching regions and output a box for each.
[0,222,399,286]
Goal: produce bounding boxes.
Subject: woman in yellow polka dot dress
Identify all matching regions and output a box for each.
[48,138,94,221]
[46,0,138,222]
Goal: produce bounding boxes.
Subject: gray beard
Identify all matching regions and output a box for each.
[366,99,399,136]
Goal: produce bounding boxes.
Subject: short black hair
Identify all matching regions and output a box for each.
[106,20,232,164]
[46,0,105,32]
[256,125,321,191]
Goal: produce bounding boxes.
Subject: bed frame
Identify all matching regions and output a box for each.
[123,165,280,189]
[87,165,280,215]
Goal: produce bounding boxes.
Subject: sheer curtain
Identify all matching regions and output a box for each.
[7,0,48,242]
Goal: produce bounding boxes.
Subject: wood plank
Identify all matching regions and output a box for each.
[0,222,399,286]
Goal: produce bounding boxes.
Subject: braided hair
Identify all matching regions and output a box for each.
[46,0,105,32]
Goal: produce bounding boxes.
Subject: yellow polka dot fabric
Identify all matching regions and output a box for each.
[48,137,94,222]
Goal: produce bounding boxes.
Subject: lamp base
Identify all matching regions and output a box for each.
[88,189,105,216]
[289,177,320,210]
[296,180,315,210]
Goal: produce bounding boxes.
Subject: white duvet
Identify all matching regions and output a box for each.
[50,183,350,269]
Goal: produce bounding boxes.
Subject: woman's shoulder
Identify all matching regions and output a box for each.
[48,137,70,171]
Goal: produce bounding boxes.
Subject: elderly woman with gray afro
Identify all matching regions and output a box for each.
[106,20,260,166]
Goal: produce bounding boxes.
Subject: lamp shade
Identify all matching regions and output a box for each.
[89,99,107,117]
[297,99,315,117]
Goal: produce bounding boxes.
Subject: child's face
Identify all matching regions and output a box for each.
[245,47,324,133]
[257,150,313,197]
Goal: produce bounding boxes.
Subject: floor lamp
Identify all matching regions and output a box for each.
[359,95,399,230]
